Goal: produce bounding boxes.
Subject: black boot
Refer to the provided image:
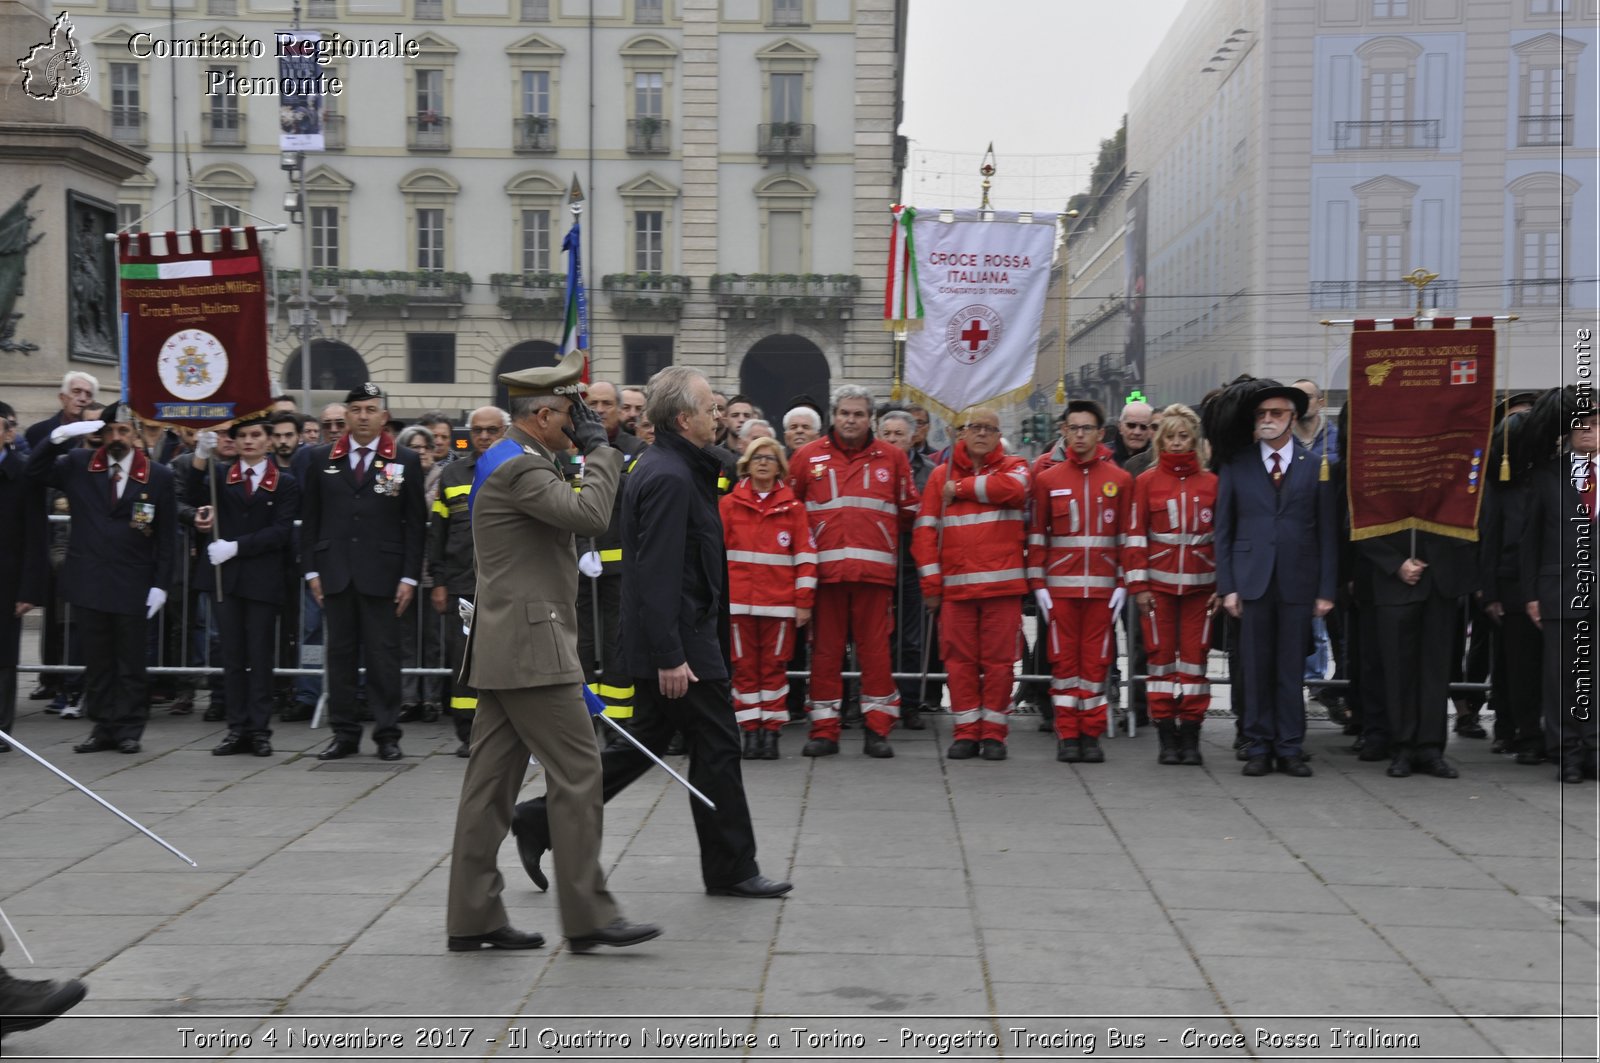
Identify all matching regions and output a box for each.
[901,703,925,730]
[1156,719,1181,765]
[741,729,759,760]
[760,729,780,760]
[1178,720,1204,766]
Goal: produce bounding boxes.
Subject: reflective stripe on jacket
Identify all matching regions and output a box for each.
[912,439,1029,602]
[1026,449,1132,599]
[720,477,818,617]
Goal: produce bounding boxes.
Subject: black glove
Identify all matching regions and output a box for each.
[563,395,609,455]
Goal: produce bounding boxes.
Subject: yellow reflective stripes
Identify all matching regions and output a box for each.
[599,549,622,563]
[602,706,634,719]
[717,475,731,491]
[432,500,450,518]
[450,696,478,710]
[443,484,472,499]
[594,683,634,700]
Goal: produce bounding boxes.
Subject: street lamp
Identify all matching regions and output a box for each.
[1055,207,1081,403]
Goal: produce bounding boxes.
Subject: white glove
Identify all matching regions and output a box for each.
[1033,588,1053,616]
[1109,587,1127,615]
[145,587,168,619]
[50,419,104,445]
[195,430,220,461]
[458,597,475,635]
[578,551,603,578]
[206,539,238,566]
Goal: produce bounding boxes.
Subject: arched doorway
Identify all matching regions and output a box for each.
[280,339,369,393]
[740,334,829,426]
[494,340,560,410]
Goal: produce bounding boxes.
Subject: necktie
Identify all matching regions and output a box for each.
[1270,452,1283,489]
[244,466,256,498]
[109,463,122,505]
[354,446,371,481]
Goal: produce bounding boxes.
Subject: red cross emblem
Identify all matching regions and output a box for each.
[1450,359,1477,385]
[944,305,1003,365]
[959,319,989,351]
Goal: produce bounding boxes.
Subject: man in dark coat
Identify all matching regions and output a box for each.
[1215,382,1337,778]
[0,402,48,750]
[187,418,299,757]
[23,370,98,450]
[512,366,791,900]
[26,403,177,754]
[299,384,426,761]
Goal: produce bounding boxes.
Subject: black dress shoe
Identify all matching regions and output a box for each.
[1561,764,1584,784]
[801,737,838,757]
[0,972,87,1034]
[1358,743,1391,762]
[376,741,403,761]
[1490,737,1513,754]
[706,874,792,899]
[863,731,894,758]
[212,732,247,756]
[665,732,686,756]
[250,735,273,757]
[279,703,313,722]
[511,817,550,891]
[1417,756,1459,779]
[316,738,359,760]
[446,925,545,951]
[947,738,979,760]
[1386,754,1413,778]
[118,739,141,754]
[567,918,663,953]
[73,735,117,753]
[1515,749,1547,766]
[397,703,422,723]
[455,741,470,758]
[1276,755,1313,778]
[1240,756,1271,777]
[28,683,55,700]
[901,705,926,730]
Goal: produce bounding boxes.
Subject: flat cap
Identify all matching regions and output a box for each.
[500,349,588,399]
[345,382,384,405]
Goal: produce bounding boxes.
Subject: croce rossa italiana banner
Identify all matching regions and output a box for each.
[1346,317,1497,541]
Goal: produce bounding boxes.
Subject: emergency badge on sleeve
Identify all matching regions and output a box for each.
[374,462,406,496]
[130,500,156,535]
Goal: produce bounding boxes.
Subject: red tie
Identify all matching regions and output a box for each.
[243,466,256,498]
[1270,452,1283,489]
[109,463,122,505]
[354,446,371,481]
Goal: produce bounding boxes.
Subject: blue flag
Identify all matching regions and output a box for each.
[559,219,588,362]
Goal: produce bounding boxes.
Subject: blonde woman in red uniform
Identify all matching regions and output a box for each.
[720,436,816,760]
[1124,404,1219,766]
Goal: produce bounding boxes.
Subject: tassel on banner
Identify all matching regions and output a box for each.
[1320,454,1330,482]
[1055,378,1065,404]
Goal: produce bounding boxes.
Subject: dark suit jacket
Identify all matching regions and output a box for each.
[23,411,65,451]
[1479,478,1531,605]
[1214,441,1337,604]
[1521,461,1595,621]
[0,446,48,669]
[298,433,426,597]
[619,429,730,681]
[1357,529,1479,605]
[26,441,177,616]
[185,460,299,602]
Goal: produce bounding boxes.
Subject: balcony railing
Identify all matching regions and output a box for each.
[407,114,451,151]
[321,113,345,150]
[206,0,235,13]
[307,0,337,14]
[490,273,566,319]
[110,109,147,146]
[1309,278,1459,310]
[1510,278,1570,307]
[626,117,670,154]
[600,273,690,320]
[711,273,860,319]
[757,122,815,163]
[201,110,246,147]
[1518,113,1572,147]
[415,0,443,16]
[1332,118,1442,150]
[512,116,558,153]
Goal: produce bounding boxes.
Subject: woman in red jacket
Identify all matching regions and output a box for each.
[720,436,816,760]
[1125,404,1219,766]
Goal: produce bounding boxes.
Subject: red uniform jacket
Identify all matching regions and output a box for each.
[912,440,1029,602]
[788,432,917,587]
[1125,450,1218,597]
[1026,449,1133,599]
[720,478,817,618]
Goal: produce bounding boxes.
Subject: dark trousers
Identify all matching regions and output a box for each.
[399,596,444,707]
[322,588,402,745]
[577,574,633,724]
[1238,584,1312,758]
[1493,610,1544,753]
[444,592,476,743]
[0,666,16,735]
[77,605,149,743]
[1543,616,1599,771]
[1353,601,1391,749]
[1374,595,1456,756]
[514,677,760,889]
[894,565,943,709]
[219,596,278,738]
[1452,597,1492,713]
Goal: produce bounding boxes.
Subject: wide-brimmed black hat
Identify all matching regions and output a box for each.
[1249,381,1310,420]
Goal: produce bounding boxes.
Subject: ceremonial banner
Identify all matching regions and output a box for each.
[117,228,272,427]
[276,30,325,152]
[1346,317,1497,541]
[890,208,1057,419]
[558,217,588,377]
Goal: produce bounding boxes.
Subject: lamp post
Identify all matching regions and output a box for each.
[1055,207,1080,403]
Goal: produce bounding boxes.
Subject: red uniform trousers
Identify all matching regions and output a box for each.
[1140,591,1212,723]
[940,596,1022,742]
[730,616,795,734]
[1046,597,1116,739]
[808,582,900,740]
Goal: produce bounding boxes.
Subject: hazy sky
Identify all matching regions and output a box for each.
[900,0,1188,214]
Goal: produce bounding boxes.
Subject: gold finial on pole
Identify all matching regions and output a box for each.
[979,143,996,212]
[1402,267,1439,317]
[1056,208,1079,408]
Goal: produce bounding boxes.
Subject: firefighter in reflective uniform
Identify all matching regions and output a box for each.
[429,406,509,757]
[912,407,1029,761]
[721,436,816,760]
[788,386,918,759]
[1123,404,1219,767]
[565,382,648,731]
[1027,400,1133,764]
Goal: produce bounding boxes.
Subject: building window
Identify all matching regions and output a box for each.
[206,0,237,13]
[417,207,445,272]
[767,210,803,273]
[210,204,242,228]
[416,0,443,18]
[636,0,663,23]
[1372,0,1407,16]
[311,206,339,268]
[771,0,804,26]
[521,0,550,18]
[634,71,663,119]
[521,70,550,119]
[623,335,673,384]
[1508,172,1575,306]
[770,72,802,124]
[117,203,143,233]
[107,0,137,11]
[633,211,663,273]
[1529,0,1570,13]
[204,70,244,146]
[1363,232,1402,283]
[521,209,551,273]
[408,333,456,384]
[307,0,337,15]
[1513,31,1584,149]
[110,62,142,143]
[417,69,444,122]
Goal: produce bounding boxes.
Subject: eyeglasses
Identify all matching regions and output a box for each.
[748,454,780,464]
[321,419,345,429]
[1064,425,1099,435]
[1122,422,1152,431]
[1254,408,1294,420]
[962,424,1001,435]
[470,426,502,435]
